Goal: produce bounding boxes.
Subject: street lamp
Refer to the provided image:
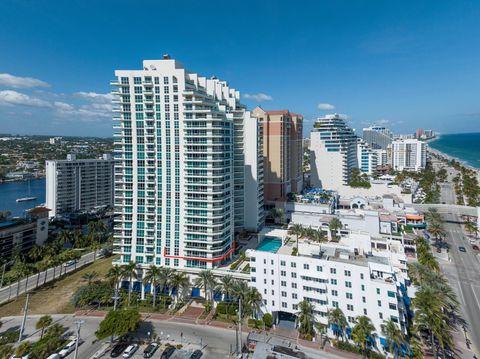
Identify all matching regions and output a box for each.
[73,320,84,359]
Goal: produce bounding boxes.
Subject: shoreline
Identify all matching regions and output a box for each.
[427,147,480,178]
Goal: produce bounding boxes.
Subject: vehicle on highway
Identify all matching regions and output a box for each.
[63,260,76,267]
[10,353,30,359]
[58,339,77,357]
[160,346,176,359]
[473,245,479,251]
[111,343,129,358]
[436,247,441,253]
[459,246,466,252]
[122,344,139,358]
[46,354,60,359]
[143,343,159,358]
[190,350,203,359]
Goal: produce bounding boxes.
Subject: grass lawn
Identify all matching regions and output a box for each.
[0,256,116,317]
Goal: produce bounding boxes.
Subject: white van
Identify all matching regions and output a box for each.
[46,355,60,359]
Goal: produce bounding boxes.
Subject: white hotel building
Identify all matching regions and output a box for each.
[46,154,115,217]
[112,57,263,272]
[390,139,426,172]
[247,230,410,347]
[309,114,358,190]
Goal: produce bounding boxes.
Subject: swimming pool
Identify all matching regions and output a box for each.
[256,237,282,253]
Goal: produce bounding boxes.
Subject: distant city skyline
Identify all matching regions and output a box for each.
[1,0,480,136]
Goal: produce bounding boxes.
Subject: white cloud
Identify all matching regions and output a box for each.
[0,73,49,89]
[74,91,113,103]
[243,93,273,102]
[318,103,335,110]
[0,90,52,108]
[54,101,75,111]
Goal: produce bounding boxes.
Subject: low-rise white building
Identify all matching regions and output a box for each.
[246,229,411,348]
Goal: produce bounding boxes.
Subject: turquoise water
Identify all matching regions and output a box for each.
[0,178,46,217]
[256,237,282,253]
[429,132,480,169]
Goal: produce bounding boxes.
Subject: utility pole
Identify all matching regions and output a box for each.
[0,262,6,287]
[18,293,30,343]
[238,297,242,354]
[73,320,84,359]
[110,289,121,344]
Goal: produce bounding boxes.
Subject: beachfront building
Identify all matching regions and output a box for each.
[390,139,426,172]
[357,139,378,175]
[246,229,410,348]
[45,154,115,217]
[252,107,303,204]
[309,114,358,190]
[0,207,49,261]
[362,126,393,150]
[112,57,263,272]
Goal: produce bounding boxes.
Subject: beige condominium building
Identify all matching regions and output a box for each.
[252,107,303,204]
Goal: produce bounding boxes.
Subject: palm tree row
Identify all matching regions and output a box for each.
[409,240,460,358]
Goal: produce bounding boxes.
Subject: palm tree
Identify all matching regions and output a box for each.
[425,208,442,225]
[107,265,123,291]
[82,271,99,285]
[328,307,348,341]
[269,208,285,225]
[35,315,53,338]
[296,299,316,339]
[428,221,446,243]
[28,245,44,262]
[418,252,440,272]
[464,218,478,237]
[57,230,72,246]
[143,265,162,308]
[121,262,139,306]
[244,287,263,319]
[14,341,32,357]
[232,279,249,305]
[408,262,432,285]
[216,274,234,302]
[157,267,174,308]
[288,224,304,250]
[382,319,405,358]
[352,316,376,358]
[194,270,217,302]
[329,218,343,240]
[170,272,189,304]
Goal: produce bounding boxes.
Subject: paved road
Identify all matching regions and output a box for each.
[1,314,344,359]
[0,251,101,305]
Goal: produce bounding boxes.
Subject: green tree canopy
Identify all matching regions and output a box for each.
[95,308,141,340]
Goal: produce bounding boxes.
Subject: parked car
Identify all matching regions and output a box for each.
[58,339,78,358]
[122,344,139,358]
[459,246,466,252]
[143,343,159,358]
[472,245,479,251]
[160,346,176,359]
[111,343,129,358]
[190,350,203,359]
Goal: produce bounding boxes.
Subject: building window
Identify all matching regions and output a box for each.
[346,293,353,299]
[281,291,287,297]
[303,264,309,270]
[292,293,297,299]
[331,290,338,296]
[379,312,383,319]
[330,268,336,274]
[282,302,287,308]
[347,304,354,311]
[378,300,382,307]
[291,262,296,268]
[281,270,286,277]
[376,288,380,295]
[317,266,323,272]
[344,270,351,277]
[345,281,352,288]
[291,273,297,278]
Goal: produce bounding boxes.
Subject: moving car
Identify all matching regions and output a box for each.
[472,245,479,251]
[122,344,139,358]
[143,343,159,358]
[459,246,466,252]
[190,350,203,359]
[63,260,76,267]
[58,339,77,358]
[160,346,176,359]
[111,343,129,358]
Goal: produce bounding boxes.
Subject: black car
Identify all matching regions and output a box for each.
[111,343,129,357]
[143,343,159,358]
[459,246,466,252]
[190,349,203,359]
[160,346,176,359]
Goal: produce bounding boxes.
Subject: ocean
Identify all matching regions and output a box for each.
[0,178,46,217]
[429,132,480,169]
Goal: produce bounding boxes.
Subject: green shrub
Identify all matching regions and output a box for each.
[262,313,273,328]
[71,281,113,308]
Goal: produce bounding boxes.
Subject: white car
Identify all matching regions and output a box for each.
[122,344,139,358]
[10,354,29,359]
[58,339,76,357]
[63,260,76,267]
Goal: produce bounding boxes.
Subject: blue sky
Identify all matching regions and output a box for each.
[0,0,480,137]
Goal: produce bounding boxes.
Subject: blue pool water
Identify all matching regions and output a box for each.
[256,237,282,253]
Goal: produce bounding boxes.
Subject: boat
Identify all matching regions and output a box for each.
[16,197,37,202]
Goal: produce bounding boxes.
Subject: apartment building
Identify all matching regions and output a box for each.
[46,154,115,217]
[390,139,426,172]
[362,126,393,150]
[112,57,263,272]
[252,107,303,204]
[357,139,378,175]
[0,207,49,261]
[310,114,358,190]
[247,231,410,347]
